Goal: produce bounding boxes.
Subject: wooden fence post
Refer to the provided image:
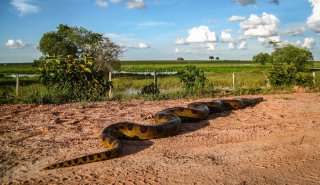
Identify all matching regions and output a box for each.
[153,71,157,87]
[313,72,316,85]
[108,72,112,99]
[16,74,19,96]
[232,72,236,89]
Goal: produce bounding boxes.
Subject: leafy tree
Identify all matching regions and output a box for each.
[178,66,207,92]
[268,43,314,86]
[34,24,122,102]
[37,24,122,73]
[215,57,219,60]
[252,52,270,65]
[209,56,214,61]
[177,57,184,61]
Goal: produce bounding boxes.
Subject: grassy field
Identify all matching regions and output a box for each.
[1,60,320,103]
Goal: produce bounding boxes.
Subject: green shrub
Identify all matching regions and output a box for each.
[268,43,314,86]
[38,54,112,102]
[252,52,270,65]
[140,82,160,95]
[178,66,207,93]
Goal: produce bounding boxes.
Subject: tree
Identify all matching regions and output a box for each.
[35,24,122,102]
[268,43,314,86]
[215,57,219,60]
[209,56,214,61]
[37,24,122,73]
[252,52,270,65]
[177,57,184,61]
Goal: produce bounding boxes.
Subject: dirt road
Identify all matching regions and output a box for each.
[1,93,320,184]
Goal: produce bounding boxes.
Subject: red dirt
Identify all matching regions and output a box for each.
[0,93,320,184]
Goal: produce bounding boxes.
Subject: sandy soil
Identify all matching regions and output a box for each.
[0,93,320,184]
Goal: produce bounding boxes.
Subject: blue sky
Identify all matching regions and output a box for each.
[0,0,319,63]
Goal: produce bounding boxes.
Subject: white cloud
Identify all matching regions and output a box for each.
[235,0,256,6]
[110,0,146,9]
[284,26,306,36]
[95,0,108,7]
[137,43,149,48]
[175,38,188,45]
[185,26,217,43]
[5,39,27,48]
[125,42,150,49]
[286,37,316,49]
[206,43,217,51]
[238,41,247,49]
[10,0,39,15]
[221,30,233,42]
[228,42,236,49]
[228,15,246,22]
[174,48,181,53]
[239,12,280,45]
[257,35,280,45]
[307,0,320,33]
[105,33,150,49]
[302,37,316,49]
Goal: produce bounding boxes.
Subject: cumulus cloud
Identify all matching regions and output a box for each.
[284,26,306,36]
[257,36,280,45]
[302,37,316,49]
[175,38,188,45]
[110,0,146,9]
[228,15,246,22]
[296,37,316,49]
[221,30,233,42]
[95,0,108,7]
[5,39,27,48]
[175,26,217,45]
[10,0,39,15]
[185,26,217,43]
[239,12,280,46]
[235,0,256,6]
[307,0,320,33]
[286,37,316,49]
[238,41,247,49]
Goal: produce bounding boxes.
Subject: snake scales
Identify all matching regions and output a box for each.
[44,97,263,170]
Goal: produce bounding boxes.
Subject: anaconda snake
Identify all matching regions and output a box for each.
[44,97,263,170]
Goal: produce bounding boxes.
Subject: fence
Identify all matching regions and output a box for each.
[9,70,320,98]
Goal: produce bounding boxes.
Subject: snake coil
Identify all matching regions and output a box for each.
[44,97,263,170]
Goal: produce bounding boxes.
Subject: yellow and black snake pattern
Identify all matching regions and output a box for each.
[44,97,263,170]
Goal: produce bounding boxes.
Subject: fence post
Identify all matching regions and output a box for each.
[313,72,316,85]
[16,74,19,96]
[153,71,157,87]
[108,72,112,99]
[232,72,236,89]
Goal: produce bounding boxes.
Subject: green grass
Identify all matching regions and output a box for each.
[0,63,37,74]
[121,60,267,73]
[1,60,320,104]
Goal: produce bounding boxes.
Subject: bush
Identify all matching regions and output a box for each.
[140,82,160,95]
[38,54,111,102]
[268,43,314,86]
[252,52,270,65]
[178,66,207,92]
